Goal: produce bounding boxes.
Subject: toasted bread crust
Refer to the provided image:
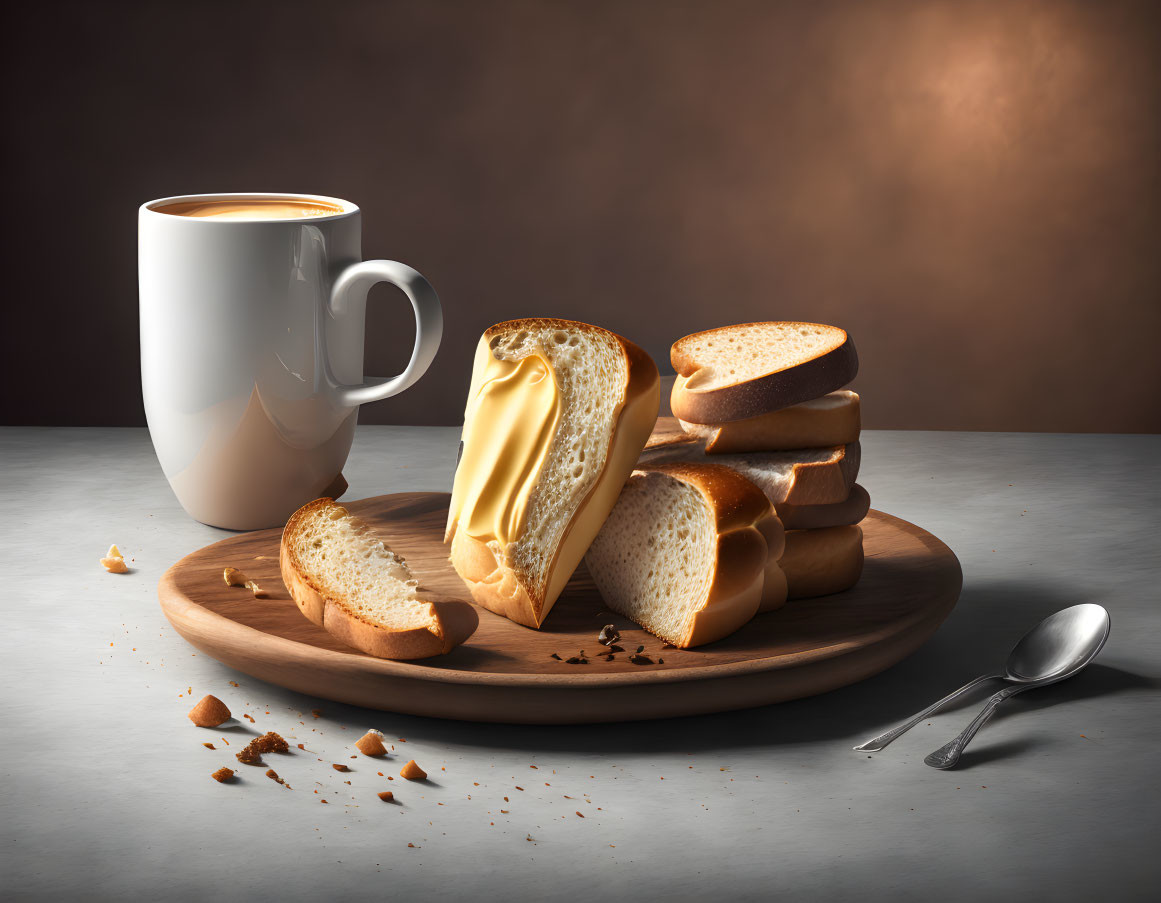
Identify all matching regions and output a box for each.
[282,498,478,660]
[679,390,860,453]
[671,323,858,423]
[776,484,870,530]
[636,463,776,647]
[448,320,660,629]
[780,525,864,599]
[776,441,861,506]
[640,424,861,507]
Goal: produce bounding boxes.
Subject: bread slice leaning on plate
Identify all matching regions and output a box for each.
[445,318,660,629]
[281,498,478,659]
[670,322,858,424]
[585,463,787,648]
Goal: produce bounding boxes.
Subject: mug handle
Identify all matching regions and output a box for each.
[326,260,443,407]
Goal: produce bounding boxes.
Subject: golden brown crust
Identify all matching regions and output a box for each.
[448,320,660,629]
[481,316,619,341]
[759,558,789,613]
[780,525,864,599]
[642,462,772,535]
[776,484,870,530]
[639,427,861,507]
[670,322,858,423]
[778,442,861,506]
[680,390,861,453]
[281,498,478,659]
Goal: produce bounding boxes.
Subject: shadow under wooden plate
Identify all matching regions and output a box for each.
[158,491,962,723]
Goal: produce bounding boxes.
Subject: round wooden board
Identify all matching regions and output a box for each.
[159,492,962,723]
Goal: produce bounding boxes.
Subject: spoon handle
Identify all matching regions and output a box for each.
[924,684,1035,769]
[852,673,1001,752]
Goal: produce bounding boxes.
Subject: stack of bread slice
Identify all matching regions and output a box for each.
[582,323,867,647]
[652,322,866,605]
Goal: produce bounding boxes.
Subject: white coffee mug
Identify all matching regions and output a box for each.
[139,192,442,530]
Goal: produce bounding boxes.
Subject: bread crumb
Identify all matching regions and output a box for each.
[378,791,394,802]
[243,713,255,723]
[211,767,235,783]
[576,811,584,818]
[188,695,231,727]
[236,731,289,765]
[101,545,129,573]
[245,580,269,599]
[356,730,388,756]
[265,769,289,788]
[202,742,216,750]
[223,567,248,587]
[332,763,350,772]
[399,759,427,780]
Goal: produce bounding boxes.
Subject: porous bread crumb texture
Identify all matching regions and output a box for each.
[291,502,433,631]
[585,471,715,645]
[676,322,846,391]
[485,323,628,598]
[211,767,234,783]
[235,731,289,765]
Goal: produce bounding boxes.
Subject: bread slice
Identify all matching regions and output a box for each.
[776,484,870,530]
[641,437,861,507]
[679,390,860,453]
[281,498,478,659]
[446,319,660,629]
[584,463,784,647]
[671,322,858,423]
[780,525,864,600]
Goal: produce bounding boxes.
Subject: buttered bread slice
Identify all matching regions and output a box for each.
[585,464,787,648]
[281,498,478,659]
[445,319,660,629]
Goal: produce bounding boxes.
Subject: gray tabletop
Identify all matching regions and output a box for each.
[2,426,1159,901]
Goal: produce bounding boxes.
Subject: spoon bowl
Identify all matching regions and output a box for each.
[1005,602,1111,683]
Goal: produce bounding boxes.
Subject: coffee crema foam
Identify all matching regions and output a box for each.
[157,198,345,220]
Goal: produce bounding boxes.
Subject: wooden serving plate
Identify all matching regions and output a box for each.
[158,493,962,723]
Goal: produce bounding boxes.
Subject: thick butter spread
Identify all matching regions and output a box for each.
[448,349,561,547]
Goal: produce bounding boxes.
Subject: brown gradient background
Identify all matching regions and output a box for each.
[2,0,1158,431]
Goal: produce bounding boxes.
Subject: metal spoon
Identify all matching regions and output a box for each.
[924,603,1110,768]
[854,603,1111,755]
